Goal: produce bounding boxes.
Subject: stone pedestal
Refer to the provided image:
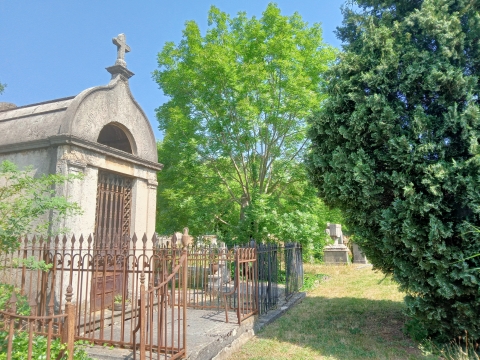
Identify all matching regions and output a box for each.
[207,261,230,292]
[323,223,350,264]
[352,243,368,264]
[323,244,350,264]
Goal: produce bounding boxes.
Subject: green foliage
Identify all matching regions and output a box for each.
[154,4,339,253]
[0,160,82,253]
[300,273,326,292]
[10,256,52,272]
[0,83,5,95]
[307,0,480,342]
[0,283,30,316]
[0,331,94,360]
[420,332,480,359]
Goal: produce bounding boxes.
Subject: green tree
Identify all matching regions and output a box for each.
[307,0,480,342]
[154,4,338,251]
[0,83,5,95]
[0,160,82,253]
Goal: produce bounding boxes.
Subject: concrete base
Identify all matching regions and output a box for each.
[323,244,350,265]
[84,292,306,360]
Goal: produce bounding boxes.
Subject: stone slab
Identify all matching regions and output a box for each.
[352,243,368,264]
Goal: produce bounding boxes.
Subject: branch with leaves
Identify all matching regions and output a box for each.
[0,160,82,253]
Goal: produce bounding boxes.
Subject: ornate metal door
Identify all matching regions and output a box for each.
[92,171,133,311]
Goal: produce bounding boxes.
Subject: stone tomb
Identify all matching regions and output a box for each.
[323,223,350,264]
[0,34,162,308]
[0,33,162,239]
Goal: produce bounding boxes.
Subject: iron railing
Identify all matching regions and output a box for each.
[285,243,303,299]
[184,242,302,323]
[257,243,280,315]
[0,234,303,358]
[0,285,76,360]
[223,247,258,324]
[134,249,188,360]
[0,233,187,355]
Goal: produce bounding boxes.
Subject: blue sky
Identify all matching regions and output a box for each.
[0,1,346,140]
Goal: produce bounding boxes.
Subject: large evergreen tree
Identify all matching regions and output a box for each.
[307,0,480,341]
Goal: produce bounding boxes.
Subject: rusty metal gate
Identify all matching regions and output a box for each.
[93,171,133,310]
[95,171,132,239]
[223,247,258,324]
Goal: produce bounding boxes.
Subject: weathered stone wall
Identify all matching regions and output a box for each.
[55,144,157,238]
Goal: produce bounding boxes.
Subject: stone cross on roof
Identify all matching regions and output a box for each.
[112,33,130,67]
[106,33,134,80]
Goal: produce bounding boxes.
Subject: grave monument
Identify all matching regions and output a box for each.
[352,243,368,264]
[323,223,350,264]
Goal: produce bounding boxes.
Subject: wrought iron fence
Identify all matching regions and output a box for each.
[0,285,76,360]
[184,245,235,311]
[257,243,280,315]
[184,242,302,324]
[284,243,304,299]
[134,249,188,360]
[223,247,258,324]
[0,233,187,356]
[0,234,303,358]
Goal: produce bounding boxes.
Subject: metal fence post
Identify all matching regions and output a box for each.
[139,271,146,360]
[6,292,16,360]
[183,247,188,356]
[64,285,75,360]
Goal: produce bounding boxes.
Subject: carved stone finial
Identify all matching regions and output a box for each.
[106,33,134,80]
[181,227,192,249]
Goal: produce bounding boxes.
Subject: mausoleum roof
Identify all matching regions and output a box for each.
[0,35,159,169]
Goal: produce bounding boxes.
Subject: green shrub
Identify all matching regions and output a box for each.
[0,284,30,316]
[307,0,480,343]
[0,331,93,360]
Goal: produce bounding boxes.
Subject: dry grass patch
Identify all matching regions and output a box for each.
[229,264,439,360]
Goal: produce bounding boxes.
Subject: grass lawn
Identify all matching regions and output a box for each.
[228,264,439,360]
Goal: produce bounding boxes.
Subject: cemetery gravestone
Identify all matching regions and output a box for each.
[323,223,350,264]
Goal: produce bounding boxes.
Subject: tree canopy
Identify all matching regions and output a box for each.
[307,0,480,342]
[154,4,340,251]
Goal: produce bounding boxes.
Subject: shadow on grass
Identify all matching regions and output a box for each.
[248,296,437,360]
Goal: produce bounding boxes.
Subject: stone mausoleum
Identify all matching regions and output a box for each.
[0,34,162,239]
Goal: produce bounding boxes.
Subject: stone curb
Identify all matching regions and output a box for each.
[212,292,306,360]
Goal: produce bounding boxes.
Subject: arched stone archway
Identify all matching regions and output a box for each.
[97,123,133,154]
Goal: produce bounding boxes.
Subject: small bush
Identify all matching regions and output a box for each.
[421,333,480,360]
[0,283,30,316]
[0,331,93,360]
[300,273,327,292]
